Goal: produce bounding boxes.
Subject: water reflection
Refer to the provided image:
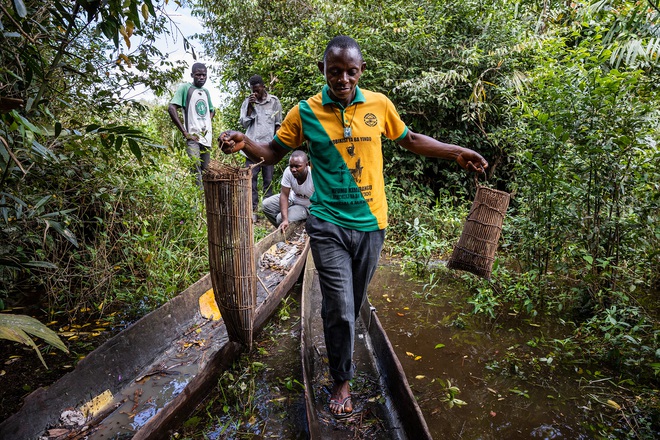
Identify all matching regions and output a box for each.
[368,261,609,439]
[189,262,628,439]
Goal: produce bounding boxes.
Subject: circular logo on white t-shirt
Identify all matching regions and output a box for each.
[195,98,208,116]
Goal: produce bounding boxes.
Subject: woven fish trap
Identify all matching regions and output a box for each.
[203,160,256,347]
[447,183,510,280]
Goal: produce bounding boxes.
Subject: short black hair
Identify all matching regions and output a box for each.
[248,75,264,86]
[191,62,207,72]
[323,36,363,61]
[291,150,308,163]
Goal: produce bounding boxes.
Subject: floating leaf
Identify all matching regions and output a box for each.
[435,343,445,349]
[415,375,426,380]
[606,399,621,410]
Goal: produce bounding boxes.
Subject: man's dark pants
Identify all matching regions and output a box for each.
[245,158,274,210]
[306,214,385,383]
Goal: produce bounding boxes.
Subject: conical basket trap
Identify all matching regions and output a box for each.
[203,161,256,347]
[447,183,510,280]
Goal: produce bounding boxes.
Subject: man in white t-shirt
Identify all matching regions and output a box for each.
[262,150,314,231]
[168,63,215,189]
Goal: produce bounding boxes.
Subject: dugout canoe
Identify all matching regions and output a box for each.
[300,252,433,440]
[0,222,309,440]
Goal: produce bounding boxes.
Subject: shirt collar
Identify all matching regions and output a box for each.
[255,92,272,104]
[321,85,366,108]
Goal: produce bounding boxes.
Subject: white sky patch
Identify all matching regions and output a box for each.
[126,4,223,106]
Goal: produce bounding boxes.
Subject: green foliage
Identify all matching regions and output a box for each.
[437,379,467,409]
[0,313,68,368]
[0,0,196,313]
[504,13,660,294]
[194,0,530,195]
[385,180,467,274]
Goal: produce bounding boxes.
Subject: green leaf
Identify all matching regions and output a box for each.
[23,260,58,269]
[44,219,79,248]
[0,314,69,368]
[435,343,446,349]
[127,138,142,160]
[12,111,41,133]
[12,0,27,18]
[32,195,52,211]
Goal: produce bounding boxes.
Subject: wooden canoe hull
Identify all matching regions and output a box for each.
[300,252,432,440]
[0,223,309,440]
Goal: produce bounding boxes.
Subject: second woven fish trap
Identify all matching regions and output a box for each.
[203,161,256,347]
[447,183,510,280]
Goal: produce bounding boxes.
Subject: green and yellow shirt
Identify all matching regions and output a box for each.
[274,85,408,231]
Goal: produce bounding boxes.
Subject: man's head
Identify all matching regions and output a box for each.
[318,36,366,108]
[289,150,309,181]
[248,74,266,99]
[191,63,208,88]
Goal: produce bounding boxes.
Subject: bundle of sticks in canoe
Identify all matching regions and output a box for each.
[203,160,256,347]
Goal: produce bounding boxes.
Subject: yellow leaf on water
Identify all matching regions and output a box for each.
[386,297,392,302]
[606,400,621,410]
[199,289,221,321]
[415,375,426,380]
[403,307,410,310]
[406,351,415,357]
[414,356,422,361]
[80,390,113,418]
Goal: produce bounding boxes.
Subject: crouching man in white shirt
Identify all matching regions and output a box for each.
[262,150,315,232]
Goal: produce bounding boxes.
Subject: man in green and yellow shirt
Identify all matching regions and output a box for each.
[219,36,488,418]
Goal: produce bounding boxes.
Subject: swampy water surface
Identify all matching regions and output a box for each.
[184,260,631,439]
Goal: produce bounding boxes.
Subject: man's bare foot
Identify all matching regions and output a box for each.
[329,380,353,418]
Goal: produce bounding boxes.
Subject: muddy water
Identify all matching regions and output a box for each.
[368,261,599,439]
[192,261,622,439]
